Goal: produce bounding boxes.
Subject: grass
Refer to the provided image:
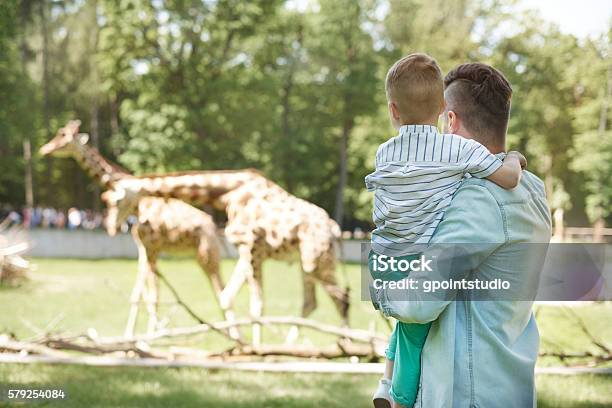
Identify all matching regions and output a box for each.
[0,257,611,407]
[0,364,610,407]
[0,257,383,350]
[535,304,612,368]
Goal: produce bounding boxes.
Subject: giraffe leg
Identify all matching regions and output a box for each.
[315,256,350,327]
[249,258,264,346]
[286,271,317,345]
[124,261,146,338]
[298,239,349,325]
[302,272,318,318]
[197,238,240,340]
[144,252,160,334]
[125,229,149,338]
[234,245,263,346]
[218,262,247,312]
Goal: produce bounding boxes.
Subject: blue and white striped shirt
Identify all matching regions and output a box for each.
[365,125,503,256]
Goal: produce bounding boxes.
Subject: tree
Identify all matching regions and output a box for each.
[0,0,38,206]
[100,0,284,173]
[0,0,608,229]
[570,29,612,223]
[489,13,577,215]
[307,0,378,227]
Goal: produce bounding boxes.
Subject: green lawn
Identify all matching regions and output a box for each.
[1,258,611,407]
[0,257,385,350]
[0,364,610,407]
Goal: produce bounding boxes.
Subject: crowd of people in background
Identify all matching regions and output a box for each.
[1,205,370,239]
[0,206,111,230]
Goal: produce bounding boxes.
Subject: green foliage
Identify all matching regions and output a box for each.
[116,99,199,173]
[571,130,612,220]
[0,0,610,227]
[0,0,37,205]
[568,31,612,222]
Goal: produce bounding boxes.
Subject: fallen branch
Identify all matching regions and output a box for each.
[3,329,611,366]
[0,315,389,362]
[539,350,612,364]
[0,336,70,358]
[153,268,245,346]
[216,339,384,359]
[0,335,383,362]
[98,316,386,346]
[40,336,170,359]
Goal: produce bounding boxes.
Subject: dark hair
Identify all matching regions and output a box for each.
[444,63,512,148]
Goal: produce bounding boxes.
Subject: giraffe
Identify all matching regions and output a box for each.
[39,120,128,187]
[39,121,237,338]
[103,169,350,345]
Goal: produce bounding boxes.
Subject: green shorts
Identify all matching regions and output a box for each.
[369,251,431,407]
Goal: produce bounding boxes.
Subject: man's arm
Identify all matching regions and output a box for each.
[375,183,507,323]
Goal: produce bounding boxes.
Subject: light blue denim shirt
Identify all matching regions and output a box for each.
[375,171,552,408]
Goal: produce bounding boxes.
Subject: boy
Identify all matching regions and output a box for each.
[366,53,525,408]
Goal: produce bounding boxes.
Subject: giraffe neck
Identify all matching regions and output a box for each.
[123,169,265,205]
[71,143,130,188]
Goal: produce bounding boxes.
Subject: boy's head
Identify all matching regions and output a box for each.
[385,53,445,128]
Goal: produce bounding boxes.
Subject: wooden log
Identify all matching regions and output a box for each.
[0,336,70,358]
[98,316,386,345]
[40,337,169,359]
[221,339,384,359]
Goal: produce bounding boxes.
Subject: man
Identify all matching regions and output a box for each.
[372,62,552,407]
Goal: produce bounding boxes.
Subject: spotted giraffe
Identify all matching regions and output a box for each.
[105,169,350,345]
[40,121,237,338]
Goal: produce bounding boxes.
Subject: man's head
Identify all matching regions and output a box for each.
[385,53,445,129]
[443,63,512,153]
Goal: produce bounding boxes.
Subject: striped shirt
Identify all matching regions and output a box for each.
[365,124,503,256]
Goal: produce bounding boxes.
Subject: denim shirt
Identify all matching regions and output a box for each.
[375,171,552,408]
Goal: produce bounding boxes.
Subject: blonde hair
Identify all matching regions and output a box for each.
[385,53,444,123]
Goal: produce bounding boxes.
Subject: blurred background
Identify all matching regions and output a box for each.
[0,0,610,237]
[0,1,611,407]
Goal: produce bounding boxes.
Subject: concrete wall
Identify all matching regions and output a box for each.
[28,229,138,258]
[26,229,364,262]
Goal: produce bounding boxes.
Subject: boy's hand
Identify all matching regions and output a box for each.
[507,151,527,169]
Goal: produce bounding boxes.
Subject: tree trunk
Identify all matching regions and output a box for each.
[23,140,34,210]
[19,2,34,209]
[89,0,101,210]
[279,26,302,194]
[109,92,120,156]
[334,23,357,229]
[39,1,53,205]
[334,119,352,227]
[89,4,100,210]
[280,61,295,193]
[552,208,564,242]
[598,61,611,135]
[593,218,605,243]
[90,98,100,210]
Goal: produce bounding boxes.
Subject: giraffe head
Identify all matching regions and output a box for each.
[100,180,141,236]
[39,120,89,157]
